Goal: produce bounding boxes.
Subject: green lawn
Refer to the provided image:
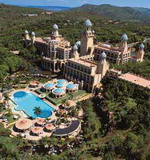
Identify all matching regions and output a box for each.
[35,89,88,105]
[4,112,20,124]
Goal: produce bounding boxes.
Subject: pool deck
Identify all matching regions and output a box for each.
[7,81,85,140]
[9,89,58,119]
[11,116,81,141]
[31,91,58,110]
[11,118,53,141]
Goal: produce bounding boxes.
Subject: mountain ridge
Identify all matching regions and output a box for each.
[133,7,150,16]
[68,4,150,23]
[1,3,150,17]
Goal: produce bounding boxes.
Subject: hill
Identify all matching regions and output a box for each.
[0,3,46,15]
[70,4,150,23]
[133,7,150,16]
[1,3,150,51]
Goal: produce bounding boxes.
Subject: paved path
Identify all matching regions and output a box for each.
[75,93,92,103]
[8,121,17,127]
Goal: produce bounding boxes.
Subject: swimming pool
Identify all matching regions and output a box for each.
[57,79,67,84]
[44,83,54,88]
[53,88,65,94]
[12,91,54,119]
[56,83,64,88]
[66,84,77,89]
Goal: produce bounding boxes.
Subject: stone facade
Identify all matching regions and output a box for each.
[23,19,145,92]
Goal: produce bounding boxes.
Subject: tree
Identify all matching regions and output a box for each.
[61,99,67,107]
[0,123,11,136]
[33,107,42,115]
[68,93,73,100]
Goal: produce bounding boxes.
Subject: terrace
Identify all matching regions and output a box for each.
[36,88,88,106]
[35,79,89,105]
[118,73,150,89]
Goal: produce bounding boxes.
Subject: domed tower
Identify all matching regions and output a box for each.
[75,41,81,47]
[72,45,79,60]
[52,24,61,41]
[24,30,30,40]
[80,19,95,56]
[120,33,128,53]
[101,51,107,60]
[136,43,145,62]
[31,32,36,44]
[84,19,92,30]
[97,52,109,78]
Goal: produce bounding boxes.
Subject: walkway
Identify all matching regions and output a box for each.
[119,73,150,89]
[53,120,81,137]
[109,69,150,90]
[75,93,92,103]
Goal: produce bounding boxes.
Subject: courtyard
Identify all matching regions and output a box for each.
[36,88,88,106]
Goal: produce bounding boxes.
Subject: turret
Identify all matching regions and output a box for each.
[24,30,30,40]
[53,24,59,36]
[80,19,95,56]
[139,43,145,50]
[48,40,57,59]
[97,52,109,78]
[51,24,62,41]
[80,80,84,90]
[72,45,79,60]
[75,41,81,47]
[84,19,92,31]
[101,51,107,62]
[137,43,145,62]
[31,32,36,44]
[120,33,128,53]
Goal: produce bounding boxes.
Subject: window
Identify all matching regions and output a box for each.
[83,75,86,81]
[88,69,91,74]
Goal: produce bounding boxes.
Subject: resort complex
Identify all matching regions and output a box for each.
[1,2,150,159]
[24,19,145,67]
[7,78,86,140]
[0,19,148,143]
[0,7,150,158]
[23,19,145,92]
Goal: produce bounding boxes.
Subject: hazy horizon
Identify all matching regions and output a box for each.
[0,0,149,8]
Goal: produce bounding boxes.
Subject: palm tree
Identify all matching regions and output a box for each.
[33,106,42,115]
[4,93,9,105]
[61,99,67,108]
[68,93,73,100]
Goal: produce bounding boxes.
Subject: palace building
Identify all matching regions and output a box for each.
[23,19,145,92]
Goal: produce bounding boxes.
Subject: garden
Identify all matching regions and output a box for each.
[35,88,89,105]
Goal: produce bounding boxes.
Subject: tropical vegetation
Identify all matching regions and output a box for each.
[33,106,42,115]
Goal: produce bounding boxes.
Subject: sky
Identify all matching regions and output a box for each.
[0,0,149,8]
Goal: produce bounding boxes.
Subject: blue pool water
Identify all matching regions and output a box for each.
[53,88,65,94]
[56,83,64,88]
[44,83,54,88]
[66,84,76,89]
[57,79,67,84]
[12,91,54,119]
